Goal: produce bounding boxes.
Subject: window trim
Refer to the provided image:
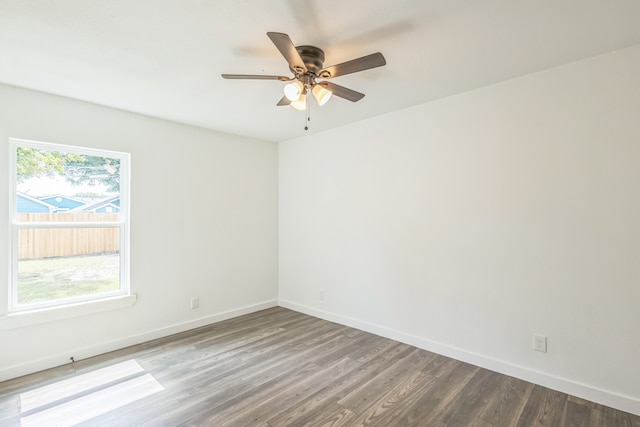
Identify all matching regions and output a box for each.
[8,138,131,314]
[0,294,137,329]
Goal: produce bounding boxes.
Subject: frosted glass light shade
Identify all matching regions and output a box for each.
[312,84,332,106]
[290,93,307,110]
[284,81,304,101]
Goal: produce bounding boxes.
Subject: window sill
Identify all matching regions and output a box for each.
[1,294,137,329]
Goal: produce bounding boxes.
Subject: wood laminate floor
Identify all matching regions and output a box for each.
[1,307,638,426]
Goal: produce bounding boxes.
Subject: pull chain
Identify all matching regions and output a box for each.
[304,97,310,131]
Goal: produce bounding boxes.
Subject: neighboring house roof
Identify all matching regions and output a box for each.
[94,203,120,213]
[38,194,85,210]
[16,192,56,213]
[71,195,120,213]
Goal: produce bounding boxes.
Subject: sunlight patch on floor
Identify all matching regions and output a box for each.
[19,360,164,427]
[20,359,144,412]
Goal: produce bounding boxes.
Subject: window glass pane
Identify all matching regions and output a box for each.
[16,147,121,222]
[17,228,121,305]
[11,139,129,312]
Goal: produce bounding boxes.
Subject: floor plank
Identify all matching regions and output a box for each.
[1,307,638,426]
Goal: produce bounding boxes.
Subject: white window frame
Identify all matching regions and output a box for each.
[8,138,131,314]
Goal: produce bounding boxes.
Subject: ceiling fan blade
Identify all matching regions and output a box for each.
[320,82,365,102]
[277,96,291,106]
[318,52,386,78]
[222,74,291,81]
[267,32,308,73]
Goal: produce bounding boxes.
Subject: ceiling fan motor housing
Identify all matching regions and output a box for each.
[293,45,325,75]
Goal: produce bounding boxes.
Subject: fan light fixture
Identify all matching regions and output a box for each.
[284,81,304,101]
[285,81,333,108]
[290,91,307,110]
[312,84,332,106]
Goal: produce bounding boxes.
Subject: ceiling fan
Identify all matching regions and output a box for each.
[222,32,386,111]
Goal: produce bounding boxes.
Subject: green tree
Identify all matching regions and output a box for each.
[64,155,120,192]
[16,147,120,192]
[16,147,66,180]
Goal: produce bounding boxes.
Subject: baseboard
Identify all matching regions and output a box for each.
[278,299,640,416]
[0,299,278,383]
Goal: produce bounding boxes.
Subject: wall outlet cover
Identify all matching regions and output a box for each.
[533,334,547,353]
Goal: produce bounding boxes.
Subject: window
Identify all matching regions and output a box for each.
[9,139,130,313]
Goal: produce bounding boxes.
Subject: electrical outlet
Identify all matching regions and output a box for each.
[191,297,200,309]
[533,334,547,353]
[319,289,325,301]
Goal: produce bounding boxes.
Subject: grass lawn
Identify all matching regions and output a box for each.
[18,253,120,304]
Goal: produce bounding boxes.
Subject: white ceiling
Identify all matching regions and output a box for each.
[1,0,640,142]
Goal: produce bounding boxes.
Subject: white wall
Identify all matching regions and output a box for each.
[0,84,279,380]
[279,45,640,415]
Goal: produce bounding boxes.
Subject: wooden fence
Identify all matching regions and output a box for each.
[17,213,120,260]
